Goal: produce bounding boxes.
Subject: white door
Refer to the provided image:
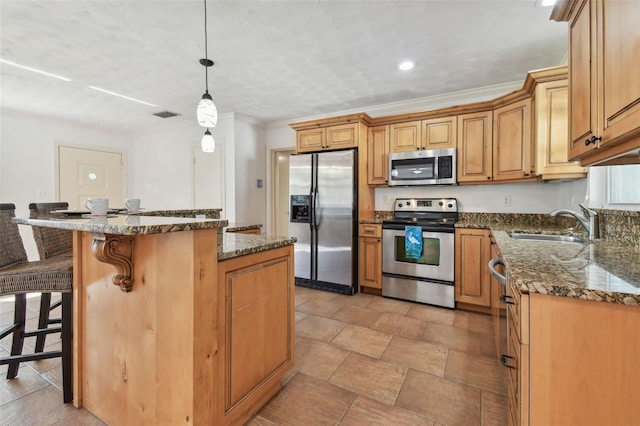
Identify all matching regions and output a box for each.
[193,142,225,212]
[272,149,295,237]
[57,145,124,209]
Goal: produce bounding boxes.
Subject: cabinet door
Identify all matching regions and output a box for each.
[457,111,493,183]
[359,236,381,289]
[455,228,491,306]
[326,123,358,150]
[297,128,325,153]
[389,121,422,152]
[422,116,457,150]
[568,0,599,159]
[493,98,534,181]
[535,79,587,178]
[367,125,389,185]
[599,0,640,146]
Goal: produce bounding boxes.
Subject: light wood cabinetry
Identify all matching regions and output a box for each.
[533,78,587,179]
[389,116,457,153]
[422,116,457,150]
[389,120,422,152]
[489,235,506,359]
[554,0,640,165]
[367,125,389,185]
[457,111,493,183]
[455,228,491,307]
[358,224,382,290]
[296,123,358,153]
[217,245,295,425]
[493,98,535,182]
[505,283,640,425]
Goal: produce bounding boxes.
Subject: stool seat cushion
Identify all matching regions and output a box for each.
[0,257,72,296]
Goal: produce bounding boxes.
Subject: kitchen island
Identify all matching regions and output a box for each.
[14,214,296,426]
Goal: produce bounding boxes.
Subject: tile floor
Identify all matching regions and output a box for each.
[0,288,507,425]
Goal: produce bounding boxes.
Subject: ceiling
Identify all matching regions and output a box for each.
[0,0,566,133]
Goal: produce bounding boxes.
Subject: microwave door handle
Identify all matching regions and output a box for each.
[434,157,439,182]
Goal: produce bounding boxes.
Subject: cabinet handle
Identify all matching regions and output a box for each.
[499,294,514,305]
[500,354,516,369]
[487,176,491,180]
[585,135,602,146]
[524,173,530,177]
[363,227,375,234]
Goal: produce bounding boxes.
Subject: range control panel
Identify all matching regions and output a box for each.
[393,198,457,213]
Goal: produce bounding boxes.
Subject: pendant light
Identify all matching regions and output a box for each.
[197,0,218,129]
[202,129,215,153]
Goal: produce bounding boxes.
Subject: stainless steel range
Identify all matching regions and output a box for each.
[382,198,457,308]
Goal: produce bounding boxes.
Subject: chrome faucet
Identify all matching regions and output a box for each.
[549,203,600,239]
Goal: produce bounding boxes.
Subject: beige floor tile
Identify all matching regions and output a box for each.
[481,390,508,426]
[454,310,494,335]
[294,287,337,301]
[296,298,343,318]
[396,369,481,426]
[294,336,350,380]
[372,312,426,339]
[0,353,51,406]
[51,409,106,425]
[329,293,375,308]
[329,352,407,406]
[381,336,448,377]
[331,324,392,358]
[422,322,496,358]
[294,294,310,307]
[295,311,307,322]
[406,303,455,326]
[245,414,278,425]
[280,368,298,387]
[330,305,382,328]
[0,385,78,425]
[295,314,346,342]
[365,297,412,315]
[445,349,507,395]
[258,372,356,425]
[341,396,434,426]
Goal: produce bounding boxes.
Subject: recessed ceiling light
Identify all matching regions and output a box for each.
[541,0,556,6]
[88,86,157,107]
[0,58,72,82]
[398,61,415,71]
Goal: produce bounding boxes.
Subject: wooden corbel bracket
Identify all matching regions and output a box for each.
[91,234,135,292]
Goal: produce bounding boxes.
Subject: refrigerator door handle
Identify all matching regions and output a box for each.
[309,190,316,230]
[313,189,320,229]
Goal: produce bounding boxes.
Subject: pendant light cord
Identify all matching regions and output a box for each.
[204,0,209,93]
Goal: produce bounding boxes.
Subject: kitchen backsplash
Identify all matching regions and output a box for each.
[595,209,640,245]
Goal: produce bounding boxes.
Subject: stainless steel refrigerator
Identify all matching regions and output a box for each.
[289,149,357,295]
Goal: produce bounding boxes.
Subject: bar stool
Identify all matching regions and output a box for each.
[0,203,73,403]
[28,202,72,353]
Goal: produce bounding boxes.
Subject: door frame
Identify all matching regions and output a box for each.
[191,140,226,213]
[54,142,127,203]
[269,148,296,236]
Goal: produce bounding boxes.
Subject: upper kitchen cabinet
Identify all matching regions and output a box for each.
[291,115,372,154]
[492,98,535,182]
[532,72,587,179]
[553,0,640,165]
[422,116,457,150]
[389,116,457,153]
[389,120,422,152]
[457,111,493,183]
[367,125,389,186]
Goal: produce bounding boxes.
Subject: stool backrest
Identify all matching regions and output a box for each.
[28,202,72,259]
[0,203,28,268]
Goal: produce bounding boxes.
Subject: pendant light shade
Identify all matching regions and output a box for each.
[197,91,218,127]
[197,0,217,129]
[202,129,215,153]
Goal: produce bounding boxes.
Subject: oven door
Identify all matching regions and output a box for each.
[382,226,454,282]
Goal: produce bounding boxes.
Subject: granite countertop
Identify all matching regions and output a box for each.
[219,233,296,261]
[359,219,384,225]
[14,214,228,235]
[491,227,640,306]
[225,223,263,232]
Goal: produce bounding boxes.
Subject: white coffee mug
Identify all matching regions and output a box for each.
[85,197,109,216]
[125,198,141,212]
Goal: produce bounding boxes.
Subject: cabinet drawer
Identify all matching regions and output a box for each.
[359,224,381,237]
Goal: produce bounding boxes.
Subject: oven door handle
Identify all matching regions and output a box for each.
[488,257,507,286]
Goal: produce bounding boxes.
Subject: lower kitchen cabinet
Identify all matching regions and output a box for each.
[358,224,382,290]
[505,282,640,426]
[455,228,491,307]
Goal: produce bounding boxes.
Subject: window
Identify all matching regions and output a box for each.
[607,165,640,205]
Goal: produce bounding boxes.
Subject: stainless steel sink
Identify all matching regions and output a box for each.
[507,233,586,243]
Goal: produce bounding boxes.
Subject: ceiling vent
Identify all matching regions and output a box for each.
[153,111,180,118]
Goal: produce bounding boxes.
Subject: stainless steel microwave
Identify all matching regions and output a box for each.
[388,148,457,186]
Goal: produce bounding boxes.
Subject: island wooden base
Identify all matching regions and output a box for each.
[72,229,294,425]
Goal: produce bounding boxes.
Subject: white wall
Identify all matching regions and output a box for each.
[375,178,589,213]
[264,123,297,234]
[233,114,265,225]
[129,115,236,219]
[0,109,132,259]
